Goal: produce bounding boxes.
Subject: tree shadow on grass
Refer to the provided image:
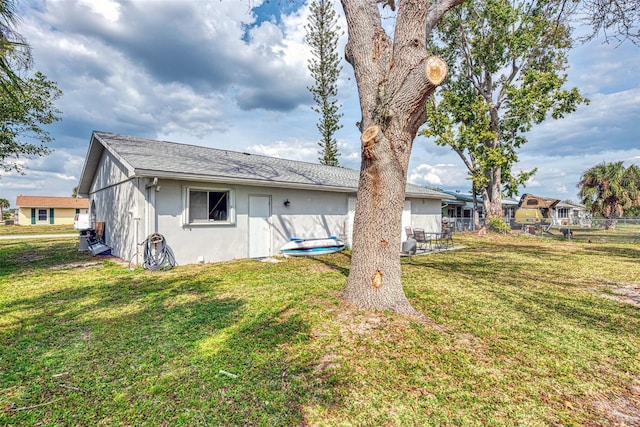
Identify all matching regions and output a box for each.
[1,260,342,426]
[306,250,351,277]
[195,305,343,425]
[403,249,640,338]
[582,244,640,261]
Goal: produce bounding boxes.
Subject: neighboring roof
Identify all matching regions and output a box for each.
[556,201,586,209]
[16,196,89,209]
[78,131,453,200]
[518,193,560,209]
[443,191,539,207]
[442,191,475,204]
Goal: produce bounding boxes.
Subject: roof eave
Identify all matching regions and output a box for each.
[133,169,450,199]
[77,132,137,196]
[132,169,359,193]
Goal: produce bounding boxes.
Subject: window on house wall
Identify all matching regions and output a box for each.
[184,188,235,225]
[38,209,47,222]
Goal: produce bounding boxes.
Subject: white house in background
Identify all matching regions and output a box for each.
[77,132,453,265]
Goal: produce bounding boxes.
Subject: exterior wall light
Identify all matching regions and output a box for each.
[284,199,291,207]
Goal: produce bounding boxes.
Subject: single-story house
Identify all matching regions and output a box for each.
[553,200,588,226]
[77,131,453,265]
[440,191,521,231]
[15,196,89,226]
[442,190,588,229]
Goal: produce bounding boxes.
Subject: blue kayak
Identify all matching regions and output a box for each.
[280,236,346,257]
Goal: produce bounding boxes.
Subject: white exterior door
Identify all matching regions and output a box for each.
[249,196,271,258]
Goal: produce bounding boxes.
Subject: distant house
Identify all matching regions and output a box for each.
[442,190,588,229]
[553,201,587,226]
[77,132,453,265]
[15,196,89,226]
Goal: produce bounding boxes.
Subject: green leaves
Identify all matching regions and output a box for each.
[0,0,61,174]
[423,0,587,200]
[305,0,343,167]
[1,0,33,98]
[1,71,63,173]
[578,162,640,227]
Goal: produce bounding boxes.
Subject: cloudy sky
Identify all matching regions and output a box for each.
[1,0,638,207]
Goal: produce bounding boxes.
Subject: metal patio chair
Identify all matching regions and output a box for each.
[412,228,432,252]
[405,226,414,240]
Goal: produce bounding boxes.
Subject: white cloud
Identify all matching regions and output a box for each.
[77,0,121,22]
[0,1,637,208]
[408,163,466,187]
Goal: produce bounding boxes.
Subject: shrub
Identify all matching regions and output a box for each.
[488,217,511,233]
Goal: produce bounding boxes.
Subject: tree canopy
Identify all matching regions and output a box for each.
[0,0,32,97]
[1,0,62,174]
[1,71,62,173]
[578,161,640,229]
[422,0,588,218]
[0,197,9,219]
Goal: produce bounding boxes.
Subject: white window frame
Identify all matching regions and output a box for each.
[37,209,48,222]
[182,186,236,226]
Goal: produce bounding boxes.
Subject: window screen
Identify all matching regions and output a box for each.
[188,190,230,223]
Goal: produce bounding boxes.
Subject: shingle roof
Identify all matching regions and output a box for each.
[80,131,452,200]
[16,196,89,208]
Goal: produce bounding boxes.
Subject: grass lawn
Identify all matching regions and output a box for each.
[0,224,76,236]
[1,234,638,426]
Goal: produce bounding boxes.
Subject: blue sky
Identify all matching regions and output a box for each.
[1,0,638,207]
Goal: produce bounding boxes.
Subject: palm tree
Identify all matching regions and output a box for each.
[578,161,640,230]
[1,0,32,96]
[0,197,9,220]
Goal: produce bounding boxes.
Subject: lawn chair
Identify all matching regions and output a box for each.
[88,221,111,255]
[405,226,414,240]
[412,228,431,252]
[440,228,454,248]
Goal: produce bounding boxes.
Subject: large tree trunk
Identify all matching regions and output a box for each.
[484,105,504,219]
[486,166,503,218]
[342,128,417,314]
[339,0,464,314]
[471,185,480,230]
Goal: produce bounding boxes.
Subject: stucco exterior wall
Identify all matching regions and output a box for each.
[408,198,443,233]
[89,151,142,263]
[151,180,352,265]
[87,149,446,266]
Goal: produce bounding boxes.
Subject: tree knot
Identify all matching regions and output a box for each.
[371,270,383,289]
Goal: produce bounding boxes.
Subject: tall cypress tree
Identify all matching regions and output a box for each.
[305,0,342,167]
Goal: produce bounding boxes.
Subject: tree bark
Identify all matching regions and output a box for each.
[342,130,417,313]
[339,0,464,314]
[487,166,503,218]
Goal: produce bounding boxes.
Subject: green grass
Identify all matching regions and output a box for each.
[1,234,638,426]
[0,224,76,235]
[542,222,640,244]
